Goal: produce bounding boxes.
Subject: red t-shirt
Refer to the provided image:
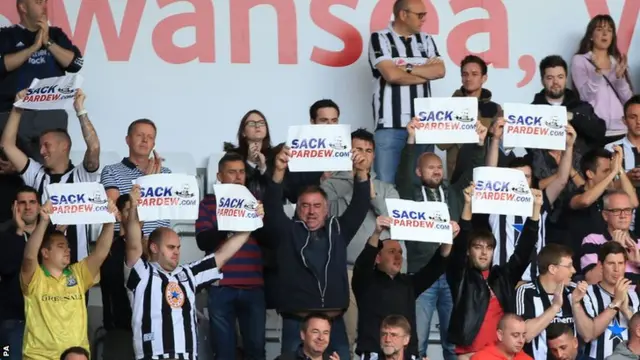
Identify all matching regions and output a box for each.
[456,270,504,354]
[470,345,533,360]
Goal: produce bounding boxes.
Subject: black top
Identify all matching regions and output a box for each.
[0,24,83,111]
[100,234,133,330]
[352,241,447,355]
[0,226,29,321]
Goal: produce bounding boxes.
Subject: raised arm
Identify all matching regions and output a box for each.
[611,146,639,208]
[486,118,505,167]
[213,203,263,268]
[1,91,29,173]
[337,151,371,244]
[396,118,418,199]
[86,201,117,277]
[544,126,575,204]
[263,147,294,233]
[125,185,143,267]
[570,147,620,210]
[506,189,542,285]
[447,184,473,289]
[73,90,100,172]
[352,216,388,297]
[20,201,52,288]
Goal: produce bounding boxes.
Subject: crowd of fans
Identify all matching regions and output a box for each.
[1,0,640,359]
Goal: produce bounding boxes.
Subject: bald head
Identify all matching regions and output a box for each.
[498,314,524,330]
[416,152,443,188]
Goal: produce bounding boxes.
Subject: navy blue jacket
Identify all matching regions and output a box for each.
[263,176,370,313]
[0,25,83,111]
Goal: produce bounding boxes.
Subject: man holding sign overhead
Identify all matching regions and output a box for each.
[447,184,543,360]
[352,215,458,358]
[397,116,487,359]
[264,145,371,360]
[20,199,116,360]
[124,185,258,360]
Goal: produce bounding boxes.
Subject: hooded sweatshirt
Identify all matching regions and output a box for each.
[607,342,640,360]
[321,171,399,266]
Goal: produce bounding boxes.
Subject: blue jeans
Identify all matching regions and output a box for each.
[0,319,24,360]
[207,286,266,360]
[373,128,433,184]
[415,274,455,360]
[281,315,349,360]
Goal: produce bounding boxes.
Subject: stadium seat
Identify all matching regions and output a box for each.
[162,152,197,176]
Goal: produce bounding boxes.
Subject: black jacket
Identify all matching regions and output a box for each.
[0,226,28,321]
[352,242,448,355]
[446,218,539,346]
[263,177,370,313]
[531,88,607,154]
[276,345,333,360]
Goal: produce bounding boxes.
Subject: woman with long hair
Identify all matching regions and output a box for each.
[223,109,273,200]
[571,14,633,138]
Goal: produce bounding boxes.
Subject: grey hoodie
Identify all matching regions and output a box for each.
[321,171,399,266]
[607,342,640,360]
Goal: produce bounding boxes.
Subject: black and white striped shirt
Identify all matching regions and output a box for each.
[490,194,550,281]
[21,158,99,262]
[582,283,640,359]
[516,279,576,360]
[125,255,222,360]
[368,22,440,129]
[100,157,171,235]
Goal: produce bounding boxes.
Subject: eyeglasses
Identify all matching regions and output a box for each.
[245,121,266,128]
[555,263,574,270]
[403,9,427,20]
[605,208,634,216]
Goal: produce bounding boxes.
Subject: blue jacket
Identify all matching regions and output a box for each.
[263,177,370,313]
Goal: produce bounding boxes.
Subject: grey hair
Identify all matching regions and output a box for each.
[602,189,630,209]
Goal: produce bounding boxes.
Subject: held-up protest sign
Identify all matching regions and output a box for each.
[286,124,352,172]
[133,174,199,221]
[13,74,83,111]
[472,167,533,217]
[385,199,452,244]
[45,182,115,225]
[414,97,478,144]
[503,103,567,150]
[213,184,263,232]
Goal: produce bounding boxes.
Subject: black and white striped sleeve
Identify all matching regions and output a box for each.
[368,32,392,68]
[124,257,150,291]
[427,35,440,57]
[582,287,597,319]
[516,283,537,320]
[186,253,223,287]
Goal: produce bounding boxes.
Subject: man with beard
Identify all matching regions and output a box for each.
[471,314,532,359]
[396,117,487,360]
[378,315,429,360]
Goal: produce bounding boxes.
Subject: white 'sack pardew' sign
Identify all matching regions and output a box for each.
[13,74,83,111]
[472,167,533,217]
[133,174,199,221]
[414,97,479,144]
[45,182,115,225]
[213,184,263,232]
[503,103,567,150]
[286,124,352,172]
[385,198,453,244]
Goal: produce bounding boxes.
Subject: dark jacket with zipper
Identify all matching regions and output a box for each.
[276,345,334,360]
[352,241,448,356]
[396,142,485,273]
[263,176,370,313]
[446,218,539,346]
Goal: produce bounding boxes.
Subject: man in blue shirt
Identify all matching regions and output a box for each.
[0,0,83,161]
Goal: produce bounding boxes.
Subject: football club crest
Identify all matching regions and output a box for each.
[177,272,188,282]
[165,282,185,308]
[66,274,78,287]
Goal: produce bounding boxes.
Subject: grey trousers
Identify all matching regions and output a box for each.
[0,109,68,163]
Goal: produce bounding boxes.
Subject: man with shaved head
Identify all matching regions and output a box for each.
[471,314,532,359]
[395,117,488,359]
[607,312,640,359]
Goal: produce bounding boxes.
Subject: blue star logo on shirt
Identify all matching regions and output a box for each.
[171,291,180,299]
[512,223,524,234]
[608,318,627,341]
